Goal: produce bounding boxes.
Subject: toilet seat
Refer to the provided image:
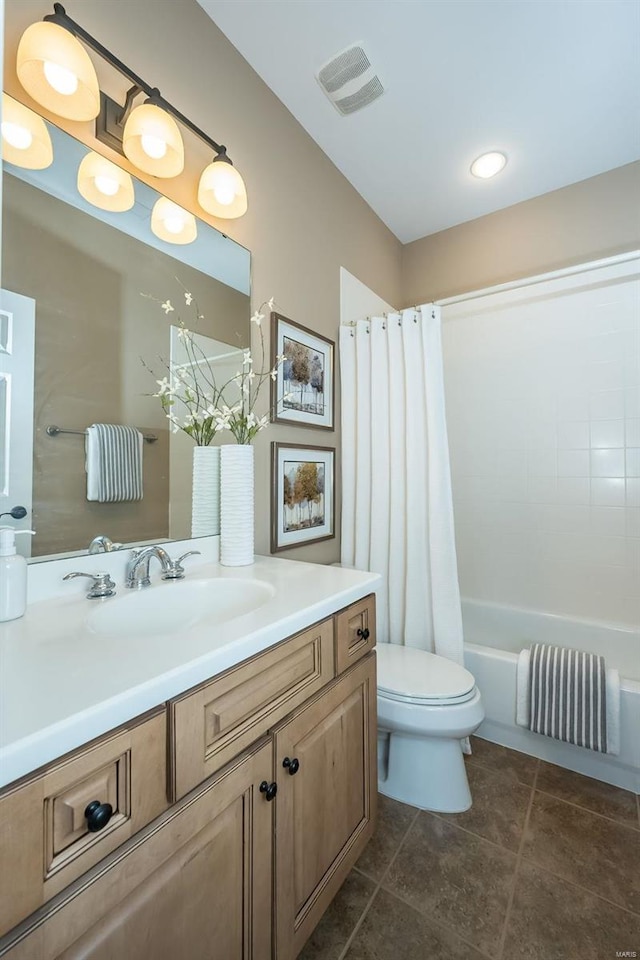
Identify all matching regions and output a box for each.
[377,643,476,706]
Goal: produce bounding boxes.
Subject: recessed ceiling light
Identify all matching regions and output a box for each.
[470,151,507,179]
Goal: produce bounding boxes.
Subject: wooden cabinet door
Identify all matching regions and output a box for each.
[1,742,274,960]
[274,654,377,960]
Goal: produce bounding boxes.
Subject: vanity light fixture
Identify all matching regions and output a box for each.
[1,93,53,169]
[16,14,100,121]
[151,197,197,245]
[198,149,248,219]
[16,4,248,216]
[470,151,507,179]
[122,98,184,179]
[77,151,135,212]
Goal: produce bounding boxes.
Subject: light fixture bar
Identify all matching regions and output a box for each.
[45,3,228,159]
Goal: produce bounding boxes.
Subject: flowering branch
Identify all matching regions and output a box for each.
[143,287,287,445]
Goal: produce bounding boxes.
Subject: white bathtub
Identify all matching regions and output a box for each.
[462,600,640,794]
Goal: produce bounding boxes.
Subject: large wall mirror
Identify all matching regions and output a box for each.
[1,115,251,561]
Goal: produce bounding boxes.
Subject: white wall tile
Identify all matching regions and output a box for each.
[590,448,625,478]
[590,507,626,537]
[626,448,640,477]
[557,421,590,449]
[558,450,590,477]
[589,390,625,420]
[626,479,640,507]
[625,387,640,418]
[444,276,639,628]
[626,419,640,447]
[591,478,626,506]
[590,420,625,449]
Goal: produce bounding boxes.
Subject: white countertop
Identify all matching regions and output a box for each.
[0,556,380,789]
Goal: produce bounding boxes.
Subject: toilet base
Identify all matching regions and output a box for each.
[378,731,472,813]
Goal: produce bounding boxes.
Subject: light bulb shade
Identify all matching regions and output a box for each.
[16,20,100,121]
[77,151,135,212]
[198,159,247,219]
[1,94,53,169]
[122,103,184,178]
[151,197,197,244]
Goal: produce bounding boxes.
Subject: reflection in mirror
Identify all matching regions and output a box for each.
[0,116,250,560]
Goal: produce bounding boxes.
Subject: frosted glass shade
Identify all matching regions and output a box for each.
[123,102,184,178]
[16,21,100,121]
[77,152,135,212]
[198,159,247,219]
[1,94,53,169]
[151,197,197,244]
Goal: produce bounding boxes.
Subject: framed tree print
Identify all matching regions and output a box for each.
[271,443,335,552]
[270,313,334,430]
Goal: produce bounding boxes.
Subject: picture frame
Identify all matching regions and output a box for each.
[271,442,335,552]
[270,313,334,430]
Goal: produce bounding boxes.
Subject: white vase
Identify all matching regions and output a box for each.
[220,445,254,566]
[191,445,221,537]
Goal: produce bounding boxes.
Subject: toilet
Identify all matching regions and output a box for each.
[376,643,484,813]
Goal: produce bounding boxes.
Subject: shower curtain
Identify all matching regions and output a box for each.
[340,305,464,666]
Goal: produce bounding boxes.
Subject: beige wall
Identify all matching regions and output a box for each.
[4,0,403,564]
[403,162,640,305]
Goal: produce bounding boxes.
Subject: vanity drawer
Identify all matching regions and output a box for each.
[335,594,376,674]
[0,709,167,939]
[169,617,335,800]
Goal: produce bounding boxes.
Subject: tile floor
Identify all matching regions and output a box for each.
[300,737,640,960]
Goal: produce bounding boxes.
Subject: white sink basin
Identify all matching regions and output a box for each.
[86,578,275,639]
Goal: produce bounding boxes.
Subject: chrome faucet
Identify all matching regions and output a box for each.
[124,546,201,589]
[88,535,123,554]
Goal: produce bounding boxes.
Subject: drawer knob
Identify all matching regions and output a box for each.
[84,800,113,832]
[357,627,370,640]
[282,757,300,775]
[259,780,278,802]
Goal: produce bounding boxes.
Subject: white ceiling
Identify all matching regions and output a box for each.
[197,0,640,243]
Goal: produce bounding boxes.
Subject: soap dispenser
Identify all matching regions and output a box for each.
[0,527,35,623]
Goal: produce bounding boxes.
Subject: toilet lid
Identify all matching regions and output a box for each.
[376,644,475,703]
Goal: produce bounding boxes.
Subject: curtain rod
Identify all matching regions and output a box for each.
[435,250,640,309]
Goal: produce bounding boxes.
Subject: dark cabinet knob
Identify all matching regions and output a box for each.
[282,757,300,775]
[259,780,278,801]
[357,627,370,640]
[84,800,113,832]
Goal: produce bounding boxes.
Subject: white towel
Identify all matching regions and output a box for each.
[86,424,143,502]
[516,647,620,755]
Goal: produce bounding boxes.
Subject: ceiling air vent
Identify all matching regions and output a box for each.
[316,44,384,116]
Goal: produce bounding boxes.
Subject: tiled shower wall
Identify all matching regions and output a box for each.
[442,266,640,628]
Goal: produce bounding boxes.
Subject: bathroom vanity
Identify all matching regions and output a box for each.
[0,558,378,959]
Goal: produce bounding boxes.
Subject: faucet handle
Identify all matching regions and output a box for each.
[161,550,201,581]
[63,571,116,599]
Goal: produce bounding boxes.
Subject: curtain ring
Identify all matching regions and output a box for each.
[382,322,386,330]
[366,326,370,334]
[350,329,354,337]
[432,310,436,319]
[398,318,402,326]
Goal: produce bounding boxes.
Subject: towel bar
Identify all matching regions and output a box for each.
[46,425,158,443]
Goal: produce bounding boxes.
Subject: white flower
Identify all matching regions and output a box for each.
[161,300,174,314]
[184,292,193,306]
[154,377,172,396]
[250,311,264,326]
[242,380,250,395]
[270,367,278,381]
[246,412,257,428]
[247,369,256,381]
[243,350,253,367]
[177,326,191,340]
[276,353,285,364]
[267,297,275,311]
[259,414,270,429]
